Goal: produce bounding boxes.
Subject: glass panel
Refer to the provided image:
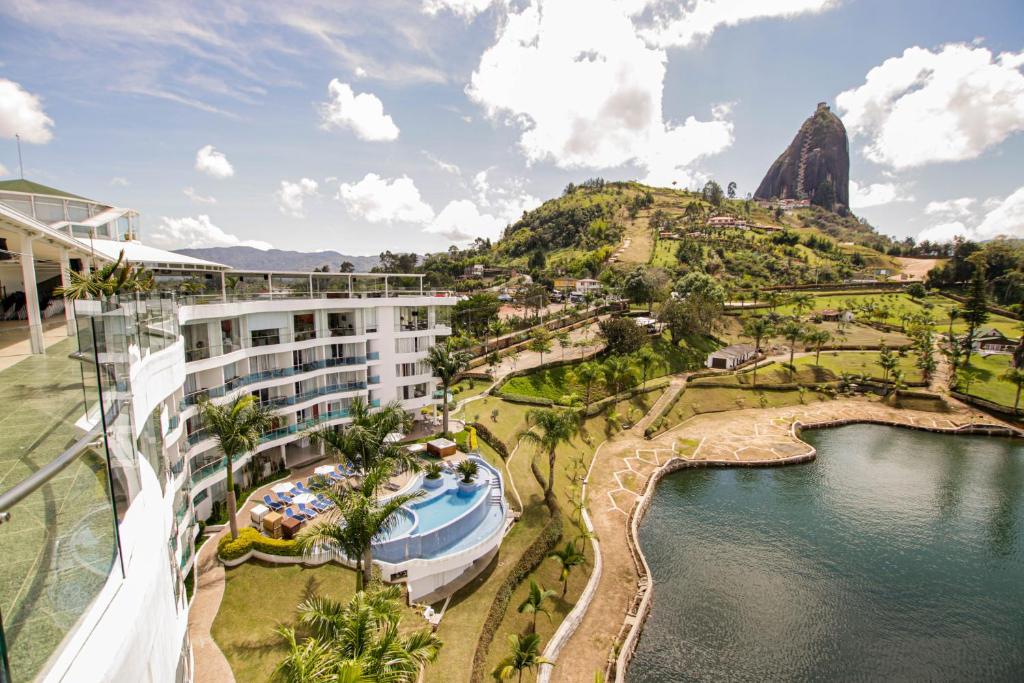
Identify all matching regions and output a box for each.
[65,201,89,222]
[34,198,65,223]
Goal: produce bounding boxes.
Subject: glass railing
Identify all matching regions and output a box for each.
[368,375,380,384]
[0,426,119,682]
[180,357,368,408]
[190,457,225,486]
[168,414,180,431]
[367,351,380,360]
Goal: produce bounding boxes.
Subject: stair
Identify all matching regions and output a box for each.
[488,478,502,506]
[796,133,811,199]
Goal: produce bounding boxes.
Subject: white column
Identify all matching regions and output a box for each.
[59,248,75,336]
[220,272,226,301]
[19,234,44,354]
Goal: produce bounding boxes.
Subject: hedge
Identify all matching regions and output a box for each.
[498,393,555,407]
[469,484,564,682]
[217,527,301,561]
[468,421,510,460]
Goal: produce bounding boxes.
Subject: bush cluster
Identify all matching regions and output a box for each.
[468,421,510,460]
[217,527,300,561]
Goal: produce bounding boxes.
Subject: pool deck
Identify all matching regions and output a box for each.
[551,395,1020,682]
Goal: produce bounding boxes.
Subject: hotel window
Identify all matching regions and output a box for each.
[434,306,452,328]
[398,306,428,331]
[34,197,65,223]
[220,319,240,353]
[364,308,377,333]
[398,382,429,400]
[252,353,276,374]
[251,328,280,347]
[293,313,316,341]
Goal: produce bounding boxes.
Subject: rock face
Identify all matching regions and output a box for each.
[755,102,850,211]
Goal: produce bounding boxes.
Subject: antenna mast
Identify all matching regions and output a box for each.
[15,134,24,179]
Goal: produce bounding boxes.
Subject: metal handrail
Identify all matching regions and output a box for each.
[0,423,103,524]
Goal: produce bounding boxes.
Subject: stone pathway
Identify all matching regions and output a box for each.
[552,395,1017,682]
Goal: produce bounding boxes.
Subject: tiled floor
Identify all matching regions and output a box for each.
[0,336,117,680]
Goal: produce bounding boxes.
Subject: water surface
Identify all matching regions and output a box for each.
[629,424,1024,682]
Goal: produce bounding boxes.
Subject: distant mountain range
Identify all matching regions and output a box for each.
[175,246,379,272]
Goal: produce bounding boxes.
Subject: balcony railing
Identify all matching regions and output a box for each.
[368,375,380,385]
[367,351,380,361]
[180,357,368,409]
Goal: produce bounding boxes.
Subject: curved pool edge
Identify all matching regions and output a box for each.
[611,416,1022,683]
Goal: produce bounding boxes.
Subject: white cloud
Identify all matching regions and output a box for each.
[924,197,975,218]
[848,179,912,209]
[275,178,318,217]
[917,186,1024,242]
[183,187,217,204]
[0,77,54,143]
[837,44,1024,168]
[0,162,7,176]
[426,199,504,241]
[149,215,273,250]
[109,176,129,187]
[194,144,234,178]
[422,0,495,19]
[422,151,461,175]
[467,0,733,185]
[975,186,1024,240]
[638,0,836,48]
[319,79,400,142]
[337,173,434,224]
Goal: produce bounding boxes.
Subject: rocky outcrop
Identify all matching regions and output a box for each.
[755,102,850,211]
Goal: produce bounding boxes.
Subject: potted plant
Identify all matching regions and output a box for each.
[424,461,444,489]
[456,459,480,493]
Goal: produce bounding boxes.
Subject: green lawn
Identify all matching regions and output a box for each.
[500,332,715,404]
[663,384,831,428]
[960,353,1020,410]
[452,377,492,402]
[212,562,422,682]
[650,238,677,268]
[691,351,922,387]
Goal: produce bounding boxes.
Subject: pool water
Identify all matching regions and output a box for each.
[411,480,486,533]
[629,424,1024,682]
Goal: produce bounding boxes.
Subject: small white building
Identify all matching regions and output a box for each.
[575,278,602,294]
[706,343,757,370]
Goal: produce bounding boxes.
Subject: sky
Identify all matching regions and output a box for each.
[0,0,1022,256]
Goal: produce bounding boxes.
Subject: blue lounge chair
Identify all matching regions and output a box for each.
[328,471,344,482]
[295,482,313,495]
[262,495,284,511]
[284,508,305,522]
[297,503,318,518]
[278,492,294,504]
[310,498,329,513]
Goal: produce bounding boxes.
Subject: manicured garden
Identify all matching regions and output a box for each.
[691,351,924,387]
[958,353,1020,410]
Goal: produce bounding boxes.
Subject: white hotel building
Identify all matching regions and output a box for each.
[0,180,479,682]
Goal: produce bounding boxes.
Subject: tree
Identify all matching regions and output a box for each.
[528,327,553,365]
[555,330,571,360]
[778,319,806,380]
[311,397,417,472]
[741,316,774,387]
[906,282,926,299]
[338,261,355,273]
[657,299,691,345]
[55,249,154,300]
[488,318,510,353]
[701,180,724,207]
[199,395,272,540]
[454,293,501,337]
[571,361,602,415]
[1002,367,1024,415]
[877,343,899,388]
[634,346,659,390]
[518,409,578,496]
[598,317,646,356]
[727,181,737,199]
[956,367,979,395]
[602,355,637,396]
[622,267,656,313]
[492,633,551,682]
[961,265,990,367]
[548,541,586,596]
[296,463,424,589]
[427,343,472,435]
[673,271,726,334]
[274,585,442,683]
[517,580,557,630]
[791,293,814,318]
[804,328,832,365]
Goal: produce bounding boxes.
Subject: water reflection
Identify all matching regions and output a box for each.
[630,425,1024,682]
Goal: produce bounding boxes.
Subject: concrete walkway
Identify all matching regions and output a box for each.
[552,394,1016,682]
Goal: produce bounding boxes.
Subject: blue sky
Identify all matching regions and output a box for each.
[0,0,1022,255]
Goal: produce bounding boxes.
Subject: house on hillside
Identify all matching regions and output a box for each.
[812,308,855,323]
[707,216,743,229]
[633,316,665,335]
[706,343,757,370]
[575,278,602,294]
[970,328,1017,354]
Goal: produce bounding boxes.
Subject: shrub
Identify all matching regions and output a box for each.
[499,393,555,407]
[457,459,479,483]
[217,527,299,561]
[469,422,510,460]
[425,462,443,480]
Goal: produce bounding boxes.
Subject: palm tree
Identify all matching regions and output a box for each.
[741,316,774,386]
[791,292,813,318]
[804,329,832,365]
[274,585,442,683]
[556,330,572,360]
[310,397,416,472]
[199,395,272,539]
[492,633,551,682]
[572,361,602,414]
[602,355,637,396]
[778,319,805,380]
[518,409,578,496]
[517,580,557,630]
[1002,367,1024,415]
[426,343,471,435]
[296,462,425,589]
[488,318,510,353]
[548,541,586,596]
[947,306,960,340]
[54,249,154,300]
[634,346,658,390]
[957,367,980,395]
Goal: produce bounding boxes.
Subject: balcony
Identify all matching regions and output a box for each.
[367,351,380,361]
[368,375,380,385]
[190,457,225,486]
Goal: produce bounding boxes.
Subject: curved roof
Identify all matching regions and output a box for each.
[86,239,228,270]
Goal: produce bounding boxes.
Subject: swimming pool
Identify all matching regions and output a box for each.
[374,461,504,563]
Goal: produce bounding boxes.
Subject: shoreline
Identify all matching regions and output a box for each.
[608,405,1020,682]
